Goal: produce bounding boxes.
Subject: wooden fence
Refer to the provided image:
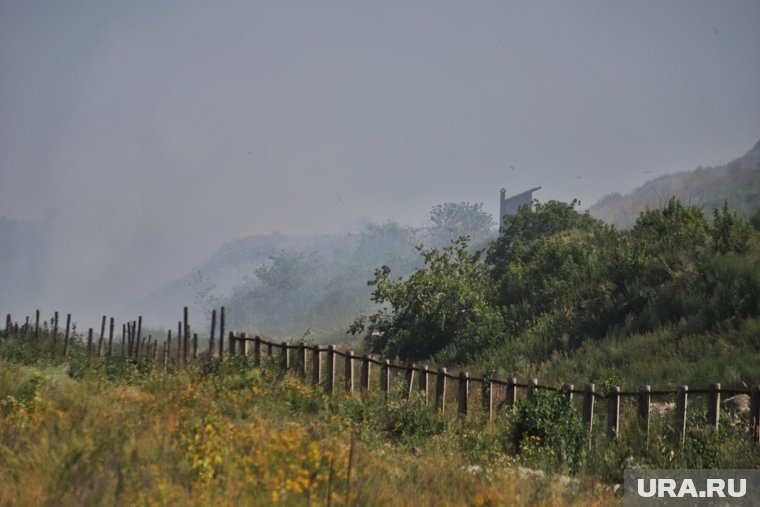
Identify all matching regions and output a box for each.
[3,308,760,445]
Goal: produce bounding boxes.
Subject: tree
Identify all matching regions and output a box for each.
[425,202,495,249]
[350,237,504,364]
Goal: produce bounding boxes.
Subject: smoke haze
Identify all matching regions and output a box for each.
[1,1,759,324]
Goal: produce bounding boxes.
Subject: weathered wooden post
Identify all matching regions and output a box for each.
[486,379,495,421]
[528,378,538,399]
[675,385,688,447]
[192,333,198,360]
[506,377,518,407]
[405,364,415,400]
[252,336,260,366]
[750,385,760,444]
[326,345,335,394]
[175,322,182,366]
[4,314,10,337]
[34,309,40,341]
[361,355,371,393]
[108,317,114,356]
[458,371,469,419]
[51,311,59,358]
[136,317,143,360]
[381,359,391,400]
[218,307,225,358]
[583,384,595,445]
[182,307,189,361]
[345,351,355,394]
[87,328,93,357]
[563,383,574,401]
[266,340,273,357]
[165,330,172,371]
[298,343,307,379]
[312,347,321,387]
[638,385,651,438]
[708,383,721,432]
[281,341,290,370]
[97,315,106,357]
[607,386,620,440]
[419,365,429,405]
[239,332,247,357]
[121,324,127,358]
[162,341,168,372]
[436,368,447,414]
[63,314,71,358]
[209,309,217,358]
[228,331,236,356]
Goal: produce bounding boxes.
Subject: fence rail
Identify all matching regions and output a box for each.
[3,308,760,446]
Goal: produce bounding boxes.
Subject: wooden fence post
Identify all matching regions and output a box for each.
[312,347,321,387]
[405,364,415,400]
[675,385,688,447]
[122,324,127,358]
[345,351,354,394]
[528,378,538,399]
[182,307,189,361]
[381,359,391,400]
[4,314,10,337]
[298,343,307,379]
[34,309,40,341]
[507,377,517,407]
[607,386,620,440]
[165,330,172,371]
[209,309,217,358]
[51,312,59,358]
[218,307,225,358]
[228,331,236,356]
[361,355,371,393]
[136,317,143,360]
[326,345,335,394]
[63,314,71,358]
[458,371,469,419]
[87,328,93,357]
[750,385,760,444]
[98,315,106,357]
[266,341,273,357]
[419,366,429,405]
[108,317,114,356]
[563,383,574,401]
[281,341,290,370]
[239,332,247,357]
[175,322,182,366]
[436,368,447,414]
[486,379,494,421]
[638,385,651,438]
[583,384,595,445]
[192,333,198,360]
[708,383,720,432]
[254,336,261,366]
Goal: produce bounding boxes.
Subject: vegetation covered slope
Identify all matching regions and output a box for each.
[589,139,760,228]
[352,198,760,389]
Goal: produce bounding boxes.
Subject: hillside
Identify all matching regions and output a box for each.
[589,139,760,228]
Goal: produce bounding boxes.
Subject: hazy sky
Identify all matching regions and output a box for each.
[1,1,759,316]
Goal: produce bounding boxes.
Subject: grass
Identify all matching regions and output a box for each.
[0,334,617,506]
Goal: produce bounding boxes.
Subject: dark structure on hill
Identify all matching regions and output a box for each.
[499,187,541,231]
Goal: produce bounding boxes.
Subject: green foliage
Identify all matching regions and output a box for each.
[351,237,504,363]
[352,196,760,390]
[510,390,586,473]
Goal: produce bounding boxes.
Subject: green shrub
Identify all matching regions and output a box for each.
[511,390,586,473]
